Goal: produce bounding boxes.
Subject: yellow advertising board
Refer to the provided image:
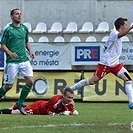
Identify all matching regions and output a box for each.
[0,71,82,100]
[83,72,133,102]
[0,71,133,101]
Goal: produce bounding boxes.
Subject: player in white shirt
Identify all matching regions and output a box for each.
[70,18,133,109]
[100,30,122,66]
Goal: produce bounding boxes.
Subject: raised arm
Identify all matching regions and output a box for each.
[118,25,133,38]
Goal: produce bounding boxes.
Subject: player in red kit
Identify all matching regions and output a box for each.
[23,94,74,115]
[0,87,78,115]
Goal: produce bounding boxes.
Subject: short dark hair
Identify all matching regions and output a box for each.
[114,17,127,30]
[63,87,74,95]
[10,8,20,15]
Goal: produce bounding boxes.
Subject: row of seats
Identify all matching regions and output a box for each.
[24,21,133,34]
[2,21,133,34]
[29,35,130,42]
[24,21,115,33]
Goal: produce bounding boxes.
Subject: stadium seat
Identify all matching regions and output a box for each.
[23,22,32,32]
[63,22,78,33]
[95,22,109,33]
[2,23,11,30]
[48,22,62,33]
[79,22,93,33]
[54,36,65,42]
[121,36,129,42]
[86,36,97,42]
[38,36,49,42]
[70,36,81,42]
[32,22,47,33]
[29,37,34,42]
[101,36,109,42]
[110,25,116,32]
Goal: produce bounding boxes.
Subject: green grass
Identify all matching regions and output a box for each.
[0,101,133,133]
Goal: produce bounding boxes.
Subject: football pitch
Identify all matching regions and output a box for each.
[0,101,133,133]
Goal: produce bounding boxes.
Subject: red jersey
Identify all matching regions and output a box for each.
[24,95,75,115]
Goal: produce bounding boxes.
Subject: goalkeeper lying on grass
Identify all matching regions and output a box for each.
[0,87,78,116]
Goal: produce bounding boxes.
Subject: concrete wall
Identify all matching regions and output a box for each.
[0,0,132,70]
[0,0,133,30]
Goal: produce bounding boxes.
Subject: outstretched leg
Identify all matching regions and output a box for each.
[118,69,133,109]
[71,76,100,91]
[71,64,106,91]
[71,78,89,91]
[0,109,12,114]
[0,109,21,115]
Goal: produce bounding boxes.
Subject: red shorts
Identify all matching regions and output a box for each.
[94,63,124,79]
[24,100,47,115]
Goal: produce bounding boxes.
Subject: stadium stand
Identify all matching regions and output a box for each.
[121,36,129,42]
[54,36,65,42]
[79,22,93,33]
[48,22,62,33]
[32,22,47,33]
[29,37,34,42]
[101,35,129,43]
[63,22,78,33]
[2,23,11,31]
[101,36,109,42]
[38,36,49,42]
[95,21,109,33]
[70,36,81,42]
[86,36,97,42]
[23,22,32,32]
[110,25,116,32]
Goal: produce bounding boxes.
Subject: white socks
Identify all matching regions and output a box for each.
[71,79,133,105]
[125,80,133,105]
[71,78,89,91]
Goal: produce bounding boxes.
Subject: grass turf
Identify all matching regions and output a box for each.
[0,101,133,133]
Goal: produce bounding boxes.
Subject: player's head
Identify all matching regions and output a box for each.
[62,87,74,104]
[114,17,127,30]
[10,8,22,24]
[63,86,74,95]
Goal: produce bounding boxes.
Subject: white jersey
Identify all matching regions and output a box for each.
[100,30,122,66]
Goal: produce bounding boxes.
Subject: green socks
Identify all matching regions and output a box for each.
[0,86,8,97]
[17,84,31,105]
[0,84,31,105]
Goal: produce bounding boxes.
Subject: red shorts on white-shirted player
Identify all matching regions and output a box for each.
[94,63,124,79]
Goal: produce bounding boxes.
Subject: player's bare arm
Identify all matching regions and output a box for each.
[26,42,35,59]
[118,25,133,38]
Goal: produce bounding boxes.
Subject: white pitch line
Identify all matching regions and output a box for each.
[0,123,128,130]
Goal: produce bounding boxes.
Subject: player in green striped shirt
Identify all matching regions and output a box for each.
[0,8,35,115]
